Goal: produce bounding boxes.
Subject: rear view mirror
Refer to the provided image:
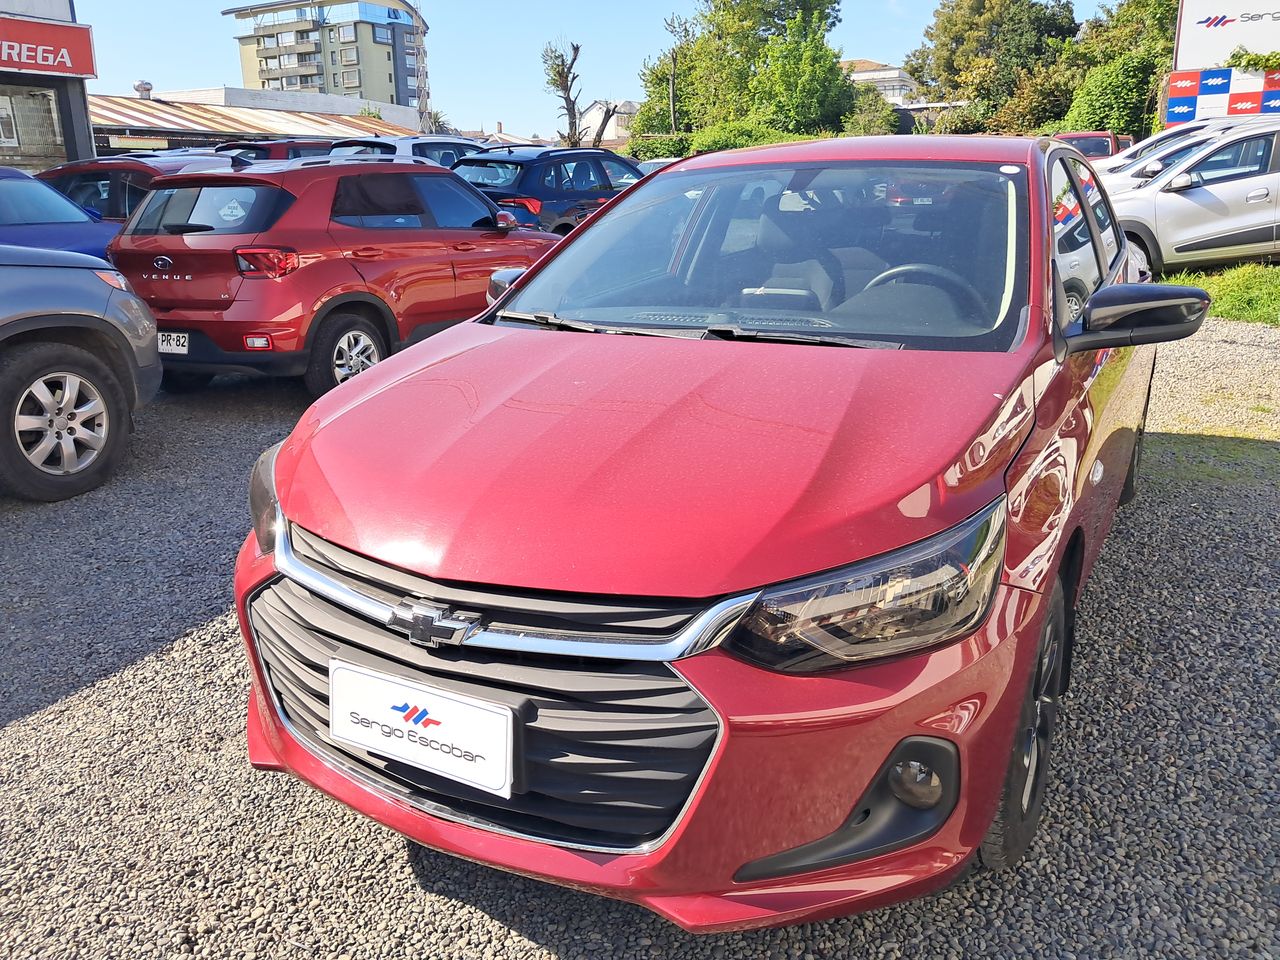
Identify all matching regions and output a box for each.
[486,267,526,306]
[1064,283,1209,354]
[1166,172,1201,192]
[1136,159,1164,179]
[494,210,518,231]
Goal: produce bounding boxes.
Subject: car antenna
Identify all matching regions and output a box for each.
[230,154,253,169]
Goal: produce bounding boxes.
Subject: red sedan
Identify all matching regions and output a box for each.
[235,135,1207,931]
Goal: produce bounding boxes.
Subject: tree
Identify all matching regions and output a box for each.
[543,40,584,147]
[843,83,900,136]
[748,13,852,133]
[589,102,618,148]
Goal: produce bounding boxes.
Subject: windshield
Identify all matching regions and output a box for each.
[331,142,392,156]
[500,161,1029,351]
[125,184,289,236]
[0,178,90,224]
[454,160,522,188]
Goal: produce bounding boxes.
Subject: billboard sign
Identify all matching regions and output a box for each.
[1175,1,1280,70]
[1165,67,1280,123]
[0,15,95,78]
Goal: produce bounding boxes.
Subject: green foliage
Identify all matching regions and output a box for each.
[358,106,382,119]
[933,101,994,135]
[1063,50,1159,137]
[987,46,1085,133]
[688,120,805,153]
[1225,47,1280,73]
[627,134,693,160]
[843,83,900,136]
[748,13,852,133]
[1163,264,1280,326]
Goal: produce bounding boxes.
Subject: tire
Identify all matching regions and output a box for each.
[978,577,1066,871]
[1126,234,1153,278]
[303,312,387,397]
[161,369,214,393]
[1063,284,1088,322]
[0,342,130,502]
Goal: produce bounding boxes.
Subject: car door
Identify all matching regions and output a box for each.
[551,158,610,227]
[327,171,456,339]
[1052,156,1150,549]
[1156,132,1280,264]
[410,173,537,325]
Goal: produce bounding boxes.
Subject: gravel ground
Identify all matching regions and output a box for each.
[0,320,1276,960]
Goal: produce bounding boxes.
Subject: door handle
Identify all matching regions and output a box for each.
[1069,259,1080,269]
[351,247,382,259]
[1246,188,1270,203]
[451,242,477,251]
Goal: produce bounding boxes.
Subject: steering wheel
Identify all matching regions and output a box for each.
[862,263,988,322]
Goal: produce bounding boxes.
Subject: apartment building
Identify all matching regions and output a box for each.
[223,2,423,108]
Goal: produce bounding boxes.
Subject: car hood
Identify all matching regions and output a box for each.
[277,323,1035,598]
[0,221,121,260]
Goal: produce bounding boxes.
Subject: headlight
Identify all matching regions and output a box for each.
[724,497,1007,673]
[248,442,283,554]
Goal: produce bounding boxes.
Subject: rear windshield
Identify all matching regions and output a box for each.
[331,142,393,156]
[125,184,290,236]
[453,160,522,188]
[1062,136,1113,157]
[0,178,89,224]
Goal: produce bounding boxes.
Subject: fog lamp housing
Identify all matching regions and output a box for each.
[244,335,272,350]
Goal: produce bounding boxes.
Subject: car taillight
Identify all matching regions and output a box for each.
[499,197,542,215]
[235,246,299,279]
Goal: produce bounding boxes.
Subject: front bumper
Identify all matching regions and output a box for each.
[235,534,1049,933]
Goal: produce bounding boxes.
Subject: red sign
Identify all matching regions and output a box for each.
[1168,71,1201,96]
[0,15,95,79]
[1228,93,1263,115]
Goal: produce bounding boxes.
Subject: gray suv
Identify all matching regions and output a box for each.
[0,245,160,501]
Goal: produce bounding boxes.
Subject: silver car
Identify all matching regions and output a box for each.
[0,245,159,501]
[1112,122,1280,273]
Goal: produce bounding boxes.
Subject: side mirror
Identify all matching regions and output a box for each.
[494,210,518,231]
[82,205,104,221]
[1136,159,1163,179]
[486,267,526,306]
[1166,171,1201,192]
[1064,283,1209,353]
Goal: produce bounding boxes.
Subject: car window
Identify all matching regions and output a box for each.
[412,175,494,228]
[502,160,1030,352]
[1062,136,1112,158]
[1067,158,1120,270]
[1051,159,1102,309]
[453,160,522,188]
[127,184,288,236]
[600,158,640,190]
[537,163,564,191]
[118,172,151,219]
[331,173,426,228]
[289,145,331,158]
[562,159,605,192]
[49,173,110,213]
[1191,134,1274,185]
[0,178,90,224]
[331,142,393,156]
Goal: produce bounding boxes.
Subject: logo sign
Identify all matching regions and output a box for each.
[0,15,95,78]
[329,661,514,798]
[1176,2,1280,70]
[1166,67,1280,122]
[152,256,173,270]
[388,599,481,649]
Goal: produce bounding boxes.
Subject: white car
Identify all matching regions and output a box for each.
[1100,134,1217,197]
[329,135,485,167]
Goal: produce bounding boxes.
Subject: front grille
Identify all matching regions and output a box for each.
[248,555,721,850]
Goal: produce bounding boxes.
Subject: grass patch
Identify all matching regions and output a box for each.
[1144,433,1280,485]
[1163,263,1280,326]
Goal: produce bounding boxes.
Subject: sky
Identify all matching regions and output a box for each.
[76,0,1106,138]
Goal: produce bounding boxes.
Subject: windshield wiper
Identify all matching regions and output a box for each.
[702,326,901,349]
[162,223,215,234]
[494,310,600,333]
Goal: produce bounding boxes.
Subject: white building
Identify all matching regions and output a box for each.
[579,99,639,145]
[841,59,921,106]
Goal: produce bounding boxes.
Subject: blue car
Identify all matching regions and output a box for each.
[0,166,121,259]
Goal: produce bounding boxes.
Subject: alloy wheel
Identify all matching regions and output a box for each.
[14,371,111,476]
[332,331,381,384]
[1019,615,1063,814]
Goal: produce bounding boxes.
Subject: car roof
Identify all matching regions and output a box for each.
[672,135,1044,172]
[0,166,32,180]
[332,135,479,145]
[150,154,445,188]
[39,154,232,176]
[462,146,626,163]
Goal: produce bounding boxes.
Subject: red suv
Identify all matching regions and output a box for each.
[109,157,558,394]
[235,137,1207,931]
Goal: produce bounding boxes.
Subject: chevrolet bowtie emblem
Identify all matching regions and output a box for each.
[389,599,482,648]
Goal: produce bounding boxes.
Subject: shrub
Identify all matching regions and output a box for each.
[1063,50,1159,137]
[1163,264,1280,326]
[688,120,805,153]
[627,134,692,161]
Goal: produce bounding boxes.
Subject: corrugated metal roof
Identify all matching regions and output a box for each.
[89,95,417,139]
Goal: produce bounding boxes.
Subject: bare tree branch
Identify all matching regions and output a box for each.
[590,102,618,148]
[542,40,584,147]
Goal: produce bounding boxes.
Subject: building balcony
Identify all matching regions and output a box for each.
[254,18,316,36]
[268,40,319,56]
[258,62,324,80]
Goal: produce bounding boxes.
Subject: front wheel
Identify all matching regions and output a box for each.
[304,313,387,397]
[1126,234,1152,278]
[0,342,130,502]
[978,578,1066,871]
